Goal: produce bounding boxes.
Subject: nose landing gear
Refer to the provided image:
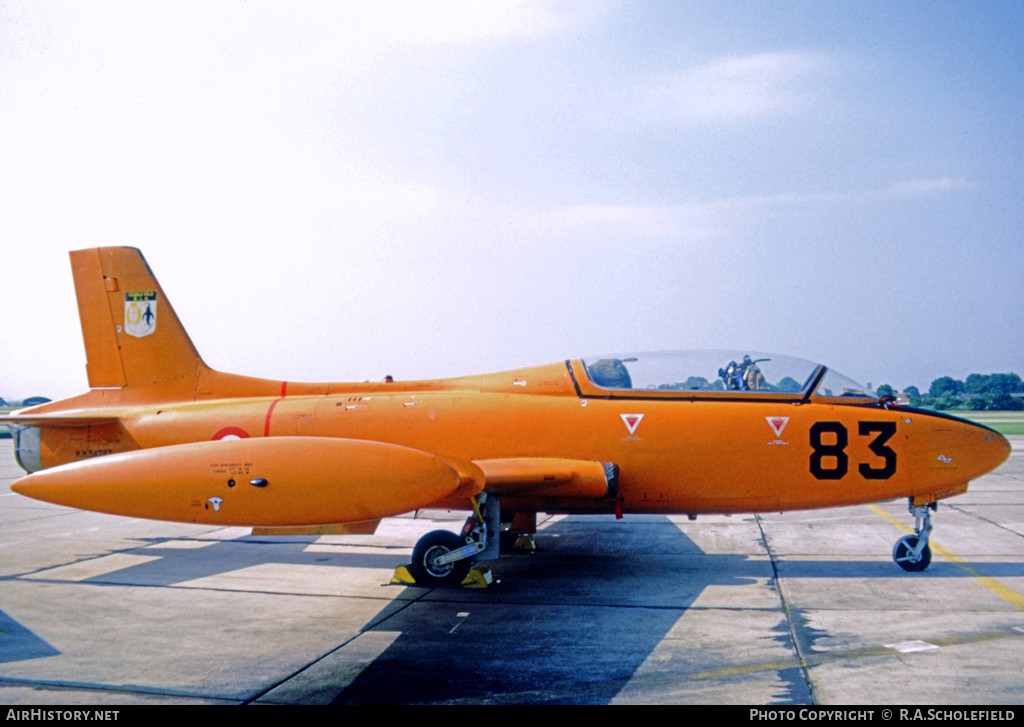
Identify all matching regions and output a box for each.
[893,500,935,572]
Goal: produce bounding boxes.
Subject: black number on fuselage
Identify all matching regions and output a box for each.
[809,422,848,479]
[809,421,897,481]
[858,421,897,479]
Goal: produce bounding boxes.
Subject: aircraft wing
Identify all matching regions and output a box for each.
[10,433,619,527]
[251,521,383,536]
[242,457,617,537]
[248,458,618,536]
[434,454,618,500]
[474,458,618,499]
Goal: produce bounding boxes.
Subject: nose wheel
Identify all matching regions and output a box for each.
[893,535,932,571]
[893,501,935,572]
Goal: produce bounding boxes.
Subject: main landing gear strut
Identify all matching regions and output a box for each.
[408,493,500,587]
[892,499,936,572]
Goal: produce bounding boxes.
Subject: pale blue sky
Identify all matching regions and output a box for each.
[1,1,1021,398]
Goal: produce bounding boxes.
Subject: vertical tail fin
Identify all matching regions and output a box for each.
[71,247,203,390]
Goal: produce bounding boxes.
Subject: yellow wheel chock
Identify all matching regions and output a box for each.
[390,562,493,588]
[513,534,536,551]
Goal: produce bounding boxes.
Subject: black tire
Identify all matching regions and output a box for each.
[893,535,932,572]
[410,530,472,587]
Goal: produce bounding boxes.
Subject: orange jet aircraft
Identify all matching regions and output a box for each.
[3,248,1011,585]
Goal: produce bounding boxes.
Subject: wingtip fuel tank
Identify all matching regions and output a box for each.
[11,437,465,526]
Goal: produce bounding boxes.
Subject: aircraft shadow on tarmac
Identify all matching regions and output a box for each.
[0,610,61,664]
[6,515,804,703]
[328,516,1024,705]
[11,514,1024,704]
[329,515,806,705]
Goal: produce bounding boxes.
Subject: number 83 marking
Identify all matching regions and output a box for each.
[810,421,897,480]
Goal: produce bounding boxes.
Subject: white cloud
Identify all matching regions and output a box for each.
[637,52,827,123]
[699,177,971,211]
[507,174,974,252]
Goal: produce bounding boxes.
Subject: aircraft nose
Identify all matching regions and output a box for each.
[912,414,1012,494]
[983,427,1012,473]
[951,421,1011,481]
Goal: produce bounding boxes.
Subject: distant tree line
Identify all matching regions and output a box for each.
[0,396,51,409]
[877,373,1024,411]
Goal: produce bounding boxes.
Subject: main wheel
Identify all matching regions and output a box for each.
[410,530,472,587]
[893,535,932,572]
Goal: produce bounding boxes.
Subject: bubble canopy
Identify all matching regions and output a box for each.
[574,351,876,401]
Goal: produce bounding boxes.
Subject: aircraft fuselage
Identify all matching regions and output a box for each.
[24,361,1007,519]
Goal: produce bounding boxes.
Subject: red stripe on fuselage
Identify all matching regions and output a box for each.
[264,381,288,437]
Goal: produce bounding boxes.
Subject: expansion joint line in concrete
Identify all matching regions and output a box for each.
[944,502,1024,540]
[753,513,817,705]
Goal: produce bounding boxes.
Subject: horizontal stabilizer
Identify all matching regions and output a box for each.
[11,437,463,526]
[0,412,121,428]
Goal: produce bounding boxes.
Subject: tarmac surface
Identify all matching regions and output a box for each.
[1,439,1023,705]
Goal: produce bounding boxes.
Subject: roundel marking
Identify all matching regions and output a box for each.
[212,427,251,441]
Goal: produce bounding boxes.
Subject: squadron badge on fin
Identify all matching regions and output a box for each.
[124,291,157,338]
